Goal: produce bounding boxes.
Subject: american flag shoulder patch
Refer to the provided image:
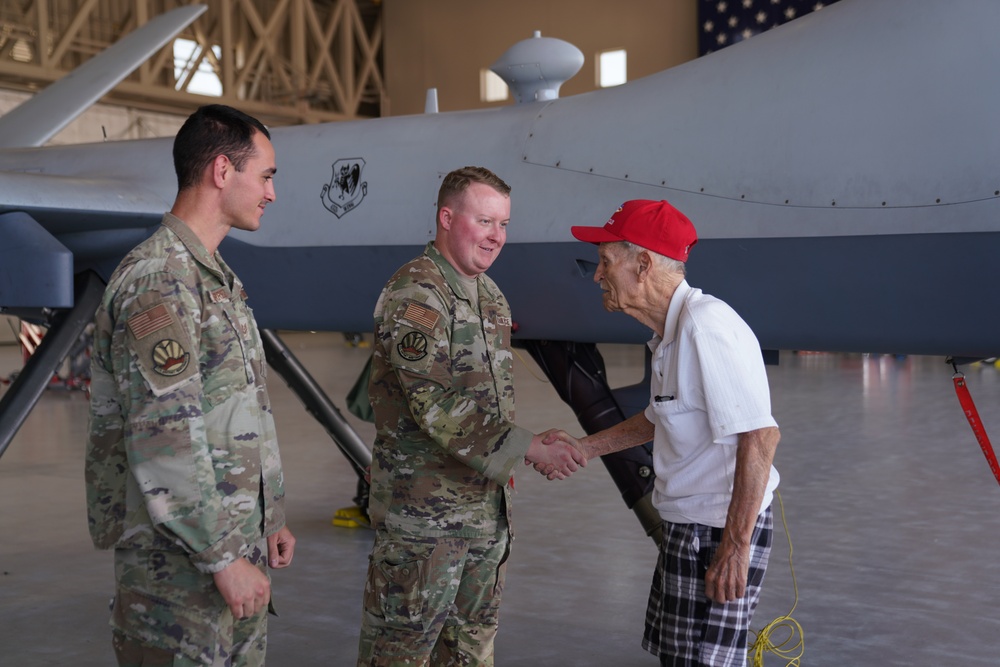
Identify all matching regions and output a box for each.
[127,303,173,339]
[402,301,440,331]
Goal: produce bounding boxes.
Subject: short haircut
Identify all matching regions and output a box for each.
[620,240,687,276]
[437,166,511,212]
[173,104,270,191]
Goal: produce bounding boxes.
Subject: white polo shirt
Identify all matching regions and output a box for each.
[644,280,779,528]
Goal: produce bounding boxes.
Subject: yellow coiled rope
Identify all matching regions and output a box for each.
[748,490,804,667]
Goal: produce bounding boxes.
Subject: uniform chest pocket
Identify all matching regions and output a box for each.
[481,305,512,374]
[451,302,490,372]
[200,306,253,407]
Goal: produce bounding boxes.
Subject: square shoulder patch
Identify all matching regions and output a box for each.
[125,300,198,396]
[387,299,445,374]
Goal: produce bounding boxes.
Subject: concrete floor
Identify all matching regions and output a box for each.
[2,333,1000,666]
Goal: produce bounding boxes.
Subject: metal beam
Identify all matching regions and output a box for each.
[0,271,105,460]
[0,0,385,127]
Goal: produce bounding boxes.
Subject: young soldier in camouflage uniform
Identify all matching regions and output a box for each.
[357,166,587,666]
[86,105,295,667]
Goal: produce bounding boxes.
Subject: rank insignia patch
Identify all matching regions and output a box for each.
[397,331,428,361]
[152,339,191,376]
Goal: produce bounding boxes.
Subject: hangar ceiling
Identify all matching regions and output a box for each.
[0,0,385,125]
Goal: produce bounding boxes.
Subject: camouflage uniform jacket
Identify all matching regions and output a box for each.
[86,213,286,574]
[368,241,533,537]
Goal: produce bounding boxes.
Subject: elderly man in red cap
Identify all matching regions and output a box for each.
[545,199,781,667]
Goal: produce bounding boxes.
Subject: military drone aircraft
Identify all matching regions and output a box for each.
[2,0,998,536]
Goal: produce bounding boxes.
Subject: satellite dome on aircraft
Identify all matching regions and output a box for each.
[490,31,584,103]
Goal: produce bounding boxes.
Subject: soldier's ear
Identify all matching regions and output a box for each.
[439,206,453,231]
[211,154,231,189]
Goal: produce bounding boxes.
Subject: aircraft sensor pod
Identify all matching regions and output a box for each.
[489,30,584,104]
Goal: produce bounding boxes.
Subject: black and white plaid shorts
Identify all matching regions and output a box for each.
[642,508,772,667]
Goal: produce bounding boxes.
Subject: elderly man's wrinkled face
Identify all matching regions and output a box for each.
[594,243,640,313]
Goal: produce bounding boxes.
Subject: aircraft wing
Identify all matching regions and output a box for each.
[0,5,202,309]
[0,5,207,149]
[0,145,169,310]
[0,171,165,221]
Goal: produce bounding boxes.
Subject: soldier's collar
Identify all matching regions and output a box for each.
[162,213,228,282]
[425,241,483,303]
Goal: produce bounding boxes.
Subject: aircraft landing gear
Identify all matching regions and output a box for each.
[517,339,662,545]
[0,270,105,459]
[260,329,372,525]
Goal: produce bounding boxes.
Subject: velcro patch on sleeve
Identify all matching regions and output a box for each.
[390,326,438,375]
[401,301,440,333]
[387,299,444,375]
[396,330,429,361]
[125,298,198,396]
[127,304,173,339]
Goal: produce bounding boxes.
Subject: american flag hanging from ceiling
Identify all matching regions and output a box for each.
[698,0,842,56]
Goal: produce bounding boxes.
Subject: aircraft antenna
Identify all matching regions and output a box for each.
[425,88,439,114]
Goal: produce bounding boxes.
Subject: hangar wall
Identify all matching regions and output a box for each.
[0,1,699,134]
[382,0,699,116]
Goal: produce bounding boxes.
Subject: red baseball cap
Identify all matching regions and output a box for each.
[571,199,698,262]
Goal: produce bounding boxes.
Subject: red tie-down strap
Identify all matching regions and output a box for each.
[953,371,1000,486]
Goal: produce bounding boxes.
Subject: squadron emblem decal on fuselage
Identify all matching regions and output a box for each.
[321,157,368,218]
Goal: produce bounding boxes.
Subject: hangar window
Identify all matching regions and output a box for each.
[597,49,627,87]
[480,69,509,102]
[174,38,223,97]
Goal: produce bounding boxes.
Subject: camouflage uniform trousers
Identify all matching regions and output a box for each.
[111,539,270,667]
[358,528,511,666]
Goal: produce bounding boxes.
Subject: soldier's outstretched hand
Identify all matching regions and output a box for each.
[525,429,587,480]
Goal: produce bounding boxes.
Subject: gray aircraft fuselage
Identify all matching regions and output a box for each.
[1,0,998,358]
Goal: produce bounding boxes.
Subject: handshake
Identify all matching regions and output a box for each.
[524,429,588,481]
